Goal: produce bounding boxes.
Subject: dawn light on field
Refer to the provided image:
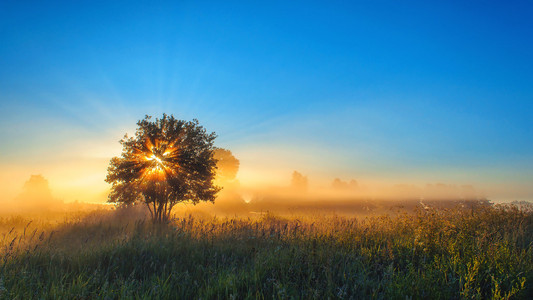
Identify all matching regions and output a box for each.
[0,1,532,298]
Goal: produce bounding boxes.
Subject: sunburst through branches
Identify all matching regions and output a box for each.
[137,139,180,181]
[106,115,220,223]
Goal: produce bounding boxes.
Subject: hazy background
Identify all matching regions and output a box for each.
[1,1,532,206]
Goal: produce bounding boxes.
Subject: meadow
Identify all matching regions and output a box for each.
[0,204,531,299]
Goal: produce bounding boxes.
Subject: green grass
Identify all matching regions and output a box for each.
[1,205,532,299]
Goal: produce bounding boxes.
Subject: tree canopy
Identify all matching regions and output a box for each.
[105,114,220,223]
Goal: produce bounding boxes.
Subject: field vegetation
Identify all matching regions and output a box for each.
[0,204,532,299]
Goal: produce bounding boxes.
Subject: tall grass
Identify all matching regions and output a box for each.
[0,205,531,299]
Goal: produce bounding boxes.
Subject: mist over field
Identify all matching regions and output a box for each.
[0,145,506,218]
[0,122,530,299]
[1,167,492,218]
[2,0,533,298]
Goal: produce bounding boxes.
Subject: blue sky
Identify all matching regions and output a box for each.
[1,1,532,202]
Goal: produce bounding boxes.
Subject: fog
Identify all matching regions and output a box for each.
[0,174,108,217]
[0,149,505,217]
[176,152,491,216]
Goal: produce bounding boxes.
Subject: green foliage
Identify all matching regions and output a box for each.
[1,205,532,299]
[105,114,220,223]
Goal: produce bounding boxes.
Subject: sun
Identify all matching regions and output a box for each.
[136,140,181,181]
[147,154,163,165]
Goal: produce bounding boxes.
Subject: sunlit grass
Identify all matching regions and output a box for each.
[0,205,531,298]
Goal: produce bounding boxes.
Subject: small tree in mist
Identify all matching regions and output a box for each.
[105,114,220,223]
[291,171,308,192]
[213,148,240,182]
[15,175,64,212]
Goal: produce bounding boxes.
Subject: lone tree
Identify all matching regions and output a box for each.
[105,114,220,223]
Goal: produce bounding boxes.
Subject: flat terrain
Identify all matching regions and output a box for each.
[1,205,532,299]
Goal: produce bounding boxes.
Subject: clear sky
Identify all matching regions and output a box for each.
[1,1,532,203]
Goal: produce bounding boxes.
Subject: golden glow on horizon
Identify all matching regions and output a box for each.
[0,136,531,210]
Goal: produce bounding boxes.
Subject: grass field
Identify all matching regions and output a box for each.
[1,204,532,299]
